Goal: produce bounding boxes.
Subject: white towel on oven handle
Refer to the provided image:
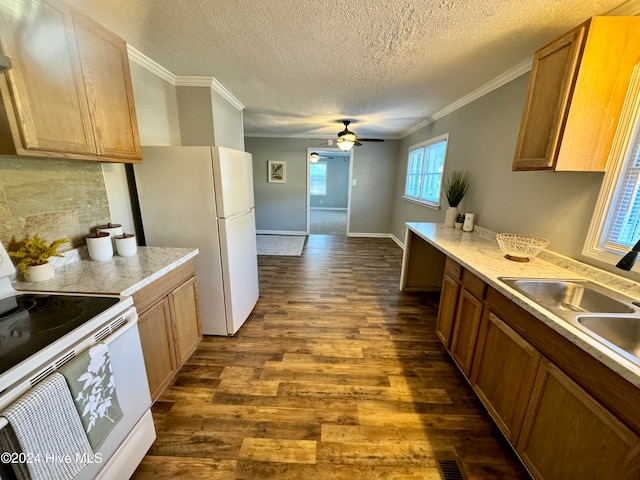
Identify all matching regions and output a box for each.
[0,372,93,480]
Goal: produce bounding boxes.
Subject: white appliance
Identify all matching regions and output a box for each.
[134,146,259,335]
[0,242,155,480]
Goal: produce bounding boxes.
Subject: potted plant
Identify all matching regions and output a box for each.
[7,234,69,282]
[443,171,471,227]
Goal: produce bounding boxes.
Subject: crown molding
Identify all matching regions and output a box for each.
[174,76,244,111]
[401,58,533,138]
[127,47,244,111]
[126,45,176,85]
[606,0,640,15]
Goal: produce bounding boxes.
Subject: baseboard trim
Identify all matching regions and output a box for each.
[347,232,395,239]
[390,234,405,249]
[256,230,308,236]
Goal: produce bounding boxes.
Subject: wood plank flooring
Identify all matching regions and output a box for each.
[132,235,531,480]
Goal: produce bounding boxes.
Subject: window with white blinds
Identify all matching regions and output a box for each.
[605,130,640,249]
[403,133,449,208]
[309,163,327,196]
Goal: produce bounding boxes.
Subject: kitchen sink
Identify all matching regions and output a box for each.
[499,277,640,366]
[500,279,634,314]
[577,316,640,359]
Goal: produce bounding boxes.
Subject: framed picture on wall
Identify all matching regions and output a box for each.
[268,160,286,183]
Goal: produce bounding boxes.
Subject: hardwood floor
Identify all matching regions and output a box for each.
[132,235,531,480]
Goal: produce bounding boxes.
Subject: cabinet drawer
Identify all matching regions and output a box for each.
[461,269,486,299]
[444,257,462,280]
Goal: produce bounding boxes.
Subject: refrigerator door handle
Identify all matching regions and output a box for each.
[221,207,254,221]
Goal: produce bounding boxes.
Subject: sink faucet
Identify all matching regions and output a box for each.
[616,239,640,271]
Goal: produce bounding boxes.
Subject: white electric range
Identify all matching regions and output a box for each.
[0,241,155,480]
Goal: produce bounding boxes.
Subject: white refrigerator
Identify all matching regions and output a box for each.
[133,146,259,335]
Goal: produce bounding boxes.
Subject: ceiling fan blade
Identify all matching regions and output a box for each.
[356,138,384,142]
[354,141,362,146]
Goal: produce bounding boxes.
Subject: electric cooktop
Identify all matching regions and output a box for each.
[0,293,119,375]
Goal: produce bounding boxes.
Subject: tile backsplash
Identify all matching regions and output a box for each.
[0,156,111,251]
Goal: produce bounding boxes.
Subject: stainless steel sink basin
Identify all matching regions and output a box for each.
[499,277,640,366]
[500,279,634,314]
[578,316,640,359]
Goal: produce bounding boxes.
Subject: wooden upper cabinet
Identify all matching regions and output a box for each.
[0,0,97,156]
[513,17,640,172]
[72,12,141,161]
[0,0,142,163]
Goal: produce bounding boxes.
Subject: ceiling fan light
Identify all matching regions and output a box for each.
[336,137,355,151]
[310,152,320,163]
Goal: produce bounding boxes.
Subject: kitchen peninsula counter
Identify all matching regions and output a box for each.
[13,246,199,296]
[401,222,640,387]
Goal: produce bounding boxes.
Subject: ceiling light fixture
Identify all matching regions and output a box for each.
[309,152,320,163]
[336,136,355,151]
[336,121,357,151]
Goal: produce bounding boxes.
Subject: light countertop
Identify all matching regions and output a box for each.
[405,222,640,387]
[12,246,199,297]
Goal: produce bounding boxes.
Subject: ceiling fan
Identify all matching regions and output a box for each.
[336,120,384,151]
[309,151,336,163]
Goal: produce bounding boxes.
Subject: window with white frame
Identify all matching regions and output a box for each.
[583,67,640,266]
[403,134,449,207]
[310,162,327,196]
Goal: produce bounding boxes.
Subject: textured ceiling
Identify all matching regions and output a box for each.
[63,0,631,139]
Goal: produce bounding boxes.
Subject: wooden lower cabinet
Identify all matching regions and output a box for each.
[168,277,202,366]
[435,257,640,480]
[518,359,640,479]
[435,273,460,347]
[133,260,202,402]
[471,311,541,444]
[137,298,177,401]
[449,288,483,376]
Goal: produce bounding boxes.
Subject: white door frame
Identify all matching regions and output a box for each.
[306,147,354,235]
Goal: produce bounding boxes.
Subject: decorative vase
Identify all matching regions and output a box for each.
[24,262,55,282]
[444,207,458,227]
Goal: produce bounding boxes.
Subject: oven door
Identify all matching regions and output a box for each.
[78,307,155,479]
[0,307,155,480]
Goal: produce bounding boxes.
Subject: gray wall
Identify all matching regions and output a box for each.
[310,156,349,209]
[130,62,182,146]
[390,73,605,261]
[245,137,399,234]
[211,90,245,151]
[245,138,310,233]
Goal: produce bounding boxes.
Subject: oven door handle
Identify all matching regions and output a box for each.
[102,307,139,346]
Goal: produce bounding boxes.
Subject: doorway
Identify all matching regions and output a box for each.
[306,148,353,235]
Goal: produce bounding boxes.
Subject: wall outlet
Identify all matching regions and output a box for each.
[352,179,357,186]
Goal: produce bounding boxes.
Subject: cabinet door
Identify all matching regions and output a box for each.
[72,12,142,161]
[512,25,586,170]
[435,274,460,348]
[449,289,483,375]
[169,277,202,366]
[471,311,541,444]
[138,298,178,402]
[518,359,640,479]
[0,0,96,156]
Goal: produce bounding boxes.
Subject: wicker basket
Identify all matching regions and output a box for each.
[496,233,549,262]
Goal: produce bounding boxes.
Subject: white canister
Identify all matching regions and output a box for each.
[86,232,113,261]
[463,213,475,232]
[115,233,137,257]
[97,223,123,249]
